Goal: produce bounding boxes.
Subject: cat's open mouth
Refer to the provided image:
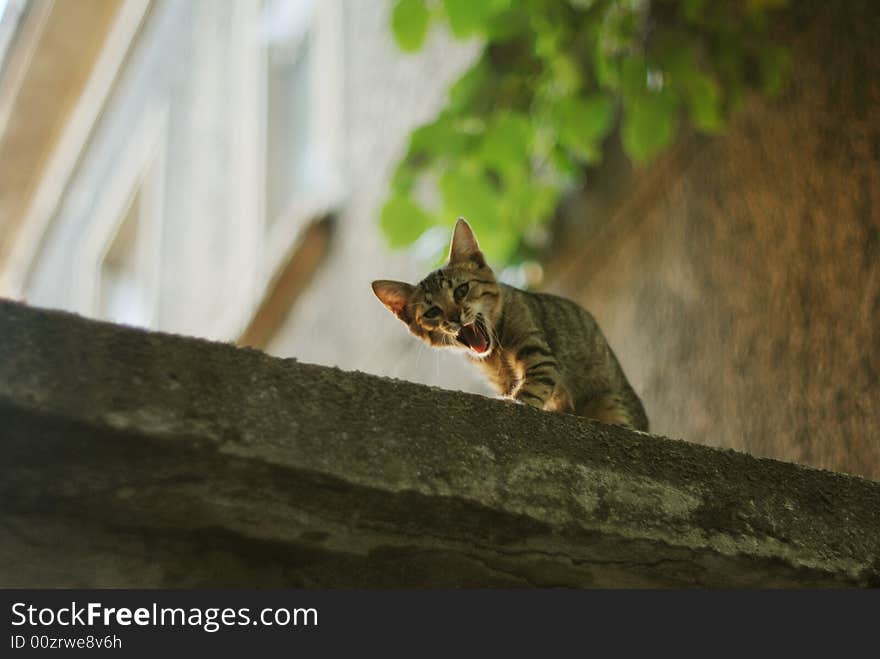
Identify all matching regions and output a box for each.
[456,316,490,354]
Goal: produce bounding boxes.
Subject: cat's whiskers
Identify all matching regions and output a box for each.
[484,318,503,353]
[440,332,466,358]
[414,341,425,371]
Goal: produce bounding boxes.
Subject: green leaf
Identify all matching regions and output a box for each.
[448,58,490,112]
[480,111,532,182]
[651,28,723,133]
[654,29,699,81]
[408,117,471,159]
[476,227,520,265]
[442,0,509,39]
[683,72,723,132]
[620,55,648,100]
[391,163,418,194]
[391,0,430,53]
[622,89,679,164]
[556,93,615,163]
[759,45,790,97]
[534,32,558,65]
[439,169,500,230]
[505,182,560,229]
[594,49,619,90]
[382,0,790,267]
[380,194,433,247]
[439,166,515,264]
[484,8,526,42]
[550,53,582,95]
[548,143,581,181]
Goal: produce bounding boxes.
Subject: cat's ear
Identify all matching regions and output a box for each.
[448,217,486,267]
[372,280,415,322]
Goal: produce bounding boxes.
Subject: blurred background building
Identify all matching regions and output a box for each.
[0,0,877,480]
[0,0,487,396]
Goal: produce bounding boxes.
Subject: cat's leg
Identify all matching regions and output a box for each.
[513,364,571,412]
[546,385,575,414]
[579,394,636,428]
[512,383,549,409]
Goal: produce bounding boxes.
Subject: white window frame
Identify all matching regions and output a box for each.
[213,0,345,340]
[73,104,167,328]
[0,0,150,298]
[258,0,345,286]
[0,0,29,82]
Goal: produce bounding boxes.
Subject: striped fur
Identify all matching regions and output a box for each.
[372,219,649,431]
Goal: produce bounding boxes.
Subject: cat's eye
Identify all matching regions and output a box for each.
[454,283,469,299]
[423,306,442,319]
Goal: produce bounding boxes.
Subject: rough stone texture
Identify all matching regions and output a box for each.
[548,0,880,480]
[1,300,878,588]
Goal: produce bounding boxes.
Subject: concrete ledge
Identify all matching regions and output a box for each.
[1,299,878,587]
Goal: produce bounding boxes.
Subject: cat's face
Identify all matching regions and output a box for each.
[372,218,502,359]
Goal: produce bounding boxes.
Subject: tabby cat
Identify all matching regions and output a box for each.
[372,218,649,431]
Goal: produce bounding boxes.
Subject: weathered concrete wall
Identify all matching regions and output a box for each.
[549,0,880,480]
[1,300,878,588]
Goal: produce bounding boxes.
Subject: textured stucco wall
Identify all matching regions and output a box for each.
[549,0,880,480]
[2,300,878,588]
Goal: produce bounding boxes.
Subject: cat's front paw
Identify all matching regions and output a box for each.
[513,392,546,410]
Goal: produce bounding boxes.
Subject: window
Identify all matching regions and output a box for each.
[98,187,147,326]
[0,0,27,73]
[265,5,314,226]
[73,105,166,329]
[260,0,343,255]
